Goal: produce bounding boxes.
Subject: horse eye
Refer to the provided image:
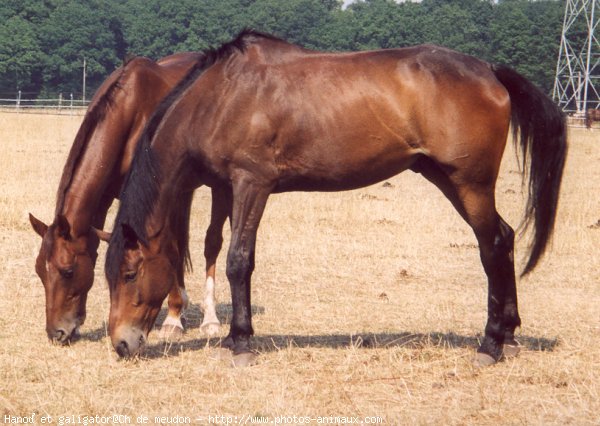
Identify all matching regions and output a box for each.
[60,268,74,279]
[124,271,137,282]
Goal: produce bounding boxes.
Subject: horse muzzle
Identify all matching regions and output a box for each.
[47,323,80,345]
[111,326,146,358]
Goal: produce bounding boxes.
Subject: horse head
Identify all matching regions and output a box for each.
[29,213,95,344]
[105,224,182,358]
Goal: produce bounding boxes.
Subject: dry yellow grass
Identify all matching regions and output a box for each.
[0,111,598,425]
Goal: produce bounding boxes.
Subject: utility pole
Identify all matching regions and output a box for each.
[82,57,86,102]
[553,0,599,114]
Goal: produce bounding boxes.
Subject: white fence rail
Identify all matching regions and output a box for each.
[0,91,89,115]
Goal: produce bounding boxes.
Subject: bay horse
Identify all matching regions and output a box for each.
[29,52,229,344]
[585,108,600,129]
[104,30,567,366]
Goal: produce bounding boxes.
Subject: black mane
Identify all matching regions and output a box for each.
[105,29,276,287]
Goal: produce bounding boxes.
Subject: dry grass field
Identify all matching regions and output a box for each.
[0,111,598,425]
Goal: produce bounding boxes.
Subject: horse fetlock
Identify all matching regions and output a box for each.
[220,332,253,356]
[180,288,190,310]
[478,334,504,362]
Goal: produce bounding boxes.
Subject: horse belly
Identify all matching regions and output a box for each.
[272,130,420,193]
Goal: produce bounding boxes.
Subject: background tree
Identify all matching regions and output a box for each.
[489,1,534,77]
[38,0,124,97]
[0,15,44,95]
[0,0,565,99]
[348,0,406,50]
[524,0,567,93]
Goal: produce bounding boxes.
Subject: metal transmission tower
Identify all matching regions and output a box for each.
[553,0,599,114]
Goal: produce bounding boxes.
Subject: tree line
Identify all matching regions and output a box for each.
[0,0,567,100]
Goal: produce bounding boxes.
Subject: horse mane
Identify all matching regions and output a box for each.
[105,28,276,287]
[54,57,136,216]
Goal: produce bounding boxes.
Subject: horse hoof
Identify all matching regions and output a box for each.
[158,324,184,341]
[473,352,497,368]
[220,335,235,350]
[200,321,220,337]
[232,352,259,368]
[503,343,521,358]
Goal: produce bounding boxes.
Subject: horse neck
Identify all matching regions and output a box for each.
[135,130,199,246]
[146,177,195,290]
[60,56,202,238]
[59,103,139,237]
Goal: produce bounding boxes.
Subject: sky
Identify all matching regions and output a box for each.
[342,0,413,8]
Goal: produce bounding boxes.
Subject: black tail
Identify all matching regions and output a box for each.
[493,65,568,276]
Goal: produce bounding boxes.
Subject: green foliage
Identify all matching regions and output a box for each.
[422,4,482,54]
[0,0,564,98]
[0,15,44,94]
[39,1,124,95]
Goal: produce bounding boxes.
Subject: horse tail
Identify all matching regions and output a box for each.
[492,65,568,276]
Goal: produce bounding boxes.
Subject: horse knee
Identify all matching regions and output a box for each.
[226,249,252,283]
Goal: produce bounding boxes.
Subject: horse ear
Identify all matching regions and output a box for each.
[121,224,143,250]
[55,215,71,240]
[29,213,48,237]
[92,227,111,243]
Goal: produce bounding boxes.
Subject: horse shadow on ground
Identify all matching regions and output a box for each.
[137,303,559,361]
[75,326,107,343]
[155,302,265,330]
[73,303,265,345]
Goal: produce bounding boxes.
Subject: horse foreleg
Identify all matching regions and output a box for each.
[222,177,271,366]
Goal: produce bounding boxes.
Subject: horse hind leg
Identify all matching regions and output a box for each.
[413,157,521,365]
[157,186,231,340]
[158,286,189,341]
[160,226,191,341]
[200,186,232,336]
[159,190,194,341]
[473,212,521,365]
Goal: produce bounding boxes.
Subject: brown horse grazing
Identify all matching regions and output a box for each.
[29,52,229,344]
[585,108,600,129]
[104,30,567,365]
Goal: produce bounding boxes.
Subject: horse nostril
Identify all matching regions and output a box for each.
[49,329,68,344]
[115,340,130,358]
[60,268,74,279]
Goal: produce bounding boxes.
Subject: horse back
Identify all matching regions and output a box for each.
[168,42,512,191]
